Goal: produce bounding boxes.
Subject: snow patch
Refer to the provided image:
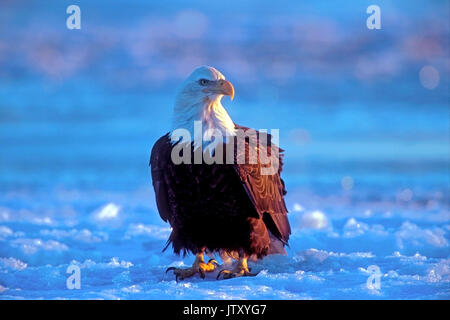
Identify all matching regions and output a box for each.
[299,211,329,229]
[0,257,27,270]
[10,238,68,254]
[124,223,171,240]
[122,285,141,293]
[69,258,134,270]
[426,259,450,283]
[0,225,13,239]
[396,222,448,249]
[33,217,53,225]
[95,203,120,220]
[294,249,329,263]
[329,251,375,258]
[0,209,9,222]
[40,228,107,243]
[107,257,134,268]
[343,218,369,237]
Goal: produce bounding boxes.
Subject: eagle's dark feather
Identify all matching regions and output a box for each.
[150,125,290,258]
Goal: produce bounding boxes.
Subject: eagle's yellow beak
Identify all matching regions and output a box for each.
[206,79,234,101]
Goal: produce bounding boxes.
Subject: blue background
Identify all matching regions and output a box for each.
[0,0,448,299]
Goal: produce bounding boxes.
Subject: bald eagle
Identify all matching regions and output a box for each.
[150,66,290,280]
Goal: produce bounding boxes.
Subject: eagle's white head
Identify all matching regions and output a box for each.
[171,66,236,143]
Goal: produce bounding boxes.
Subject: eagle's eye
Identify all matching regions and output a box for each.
[198,79,209,86]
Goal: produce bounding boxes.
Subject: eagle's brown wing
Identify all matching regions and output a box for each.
[149,133,173,222]
[233,124,290,244]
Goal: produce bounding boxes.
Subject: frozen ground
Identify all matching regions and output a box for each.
[0,185,448,299]
[0,0,449,299]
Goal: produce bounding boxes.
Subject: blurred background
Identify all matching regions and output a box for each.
[0,0,448,299]
[0,0,448,198]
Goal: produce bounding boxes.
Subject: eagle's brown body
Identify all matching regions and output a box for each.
[150,125,290,259]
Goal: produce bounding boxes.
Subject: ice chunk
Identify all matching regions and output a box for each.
[426,259,450,283]
[343,218,369,237]
[396,221,449,249]
[95,203,120,220]
[295,249,329,263]
[299,211,329,229]
[107,257,133,268]
[122,285,141,293]
[293,203,305,212]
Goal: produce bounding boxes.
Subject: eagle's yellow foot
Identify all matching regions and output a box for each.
[166,252,218,281]
[216,256,258,280]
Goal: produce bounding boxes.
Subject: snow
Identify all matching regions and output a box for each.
[0,0,449,300]
[299,211,330,230]
[94,203,121,221]
[0,198,448,299]
[10,239,69,255]
[0,257,28,271]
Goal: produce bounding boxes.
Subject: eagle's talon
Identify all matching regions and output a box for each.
[216,256,257,280]
[208,259,220,267]
[166,253,218,281]
[216,269,231,280]
[166,266,176,273]
[199,268,205,279]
